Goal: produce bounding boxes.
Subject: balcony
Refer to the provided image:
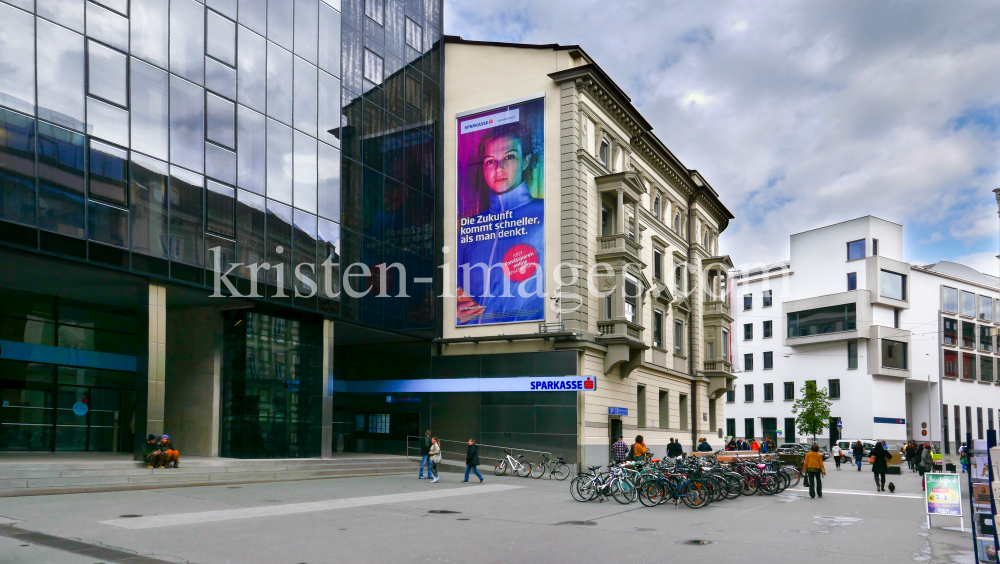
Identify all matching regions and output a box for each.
[596,234,642,263]
[597,319,647,379]
[703,359,736,398]
[703,300,733,323]
[596,319,645,343]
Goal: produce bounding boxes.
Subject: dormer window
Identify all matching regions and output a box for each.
[599,139,610,165]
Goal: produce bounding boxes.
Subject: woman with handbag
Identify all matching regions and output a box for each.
[870,442,892,492]
[428,437,442,483]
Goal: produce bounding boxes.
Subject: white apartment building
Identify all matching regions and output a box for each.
[726,216,1000,456]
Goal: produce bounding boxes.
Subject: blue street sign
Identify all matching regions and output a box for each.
[836,420,843,428]
[608,406,628,416]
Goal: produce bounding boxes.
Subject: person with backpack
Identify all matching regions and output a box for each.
[831,443,843,470]
[631,435,648,462]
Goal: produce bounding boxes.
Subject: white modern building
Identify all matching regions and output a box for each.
[726,216,1000,456]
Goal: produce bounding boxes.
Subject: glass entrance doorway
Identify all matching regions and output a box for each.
[0,361,136,452]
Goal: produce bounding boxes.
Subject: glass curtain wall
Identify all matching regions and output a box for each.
[221,310,322,458]
[0,0,369,316]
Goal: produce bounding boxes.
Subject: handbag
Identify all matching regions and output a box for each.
[431,454,442,464]
[868,456,875,464]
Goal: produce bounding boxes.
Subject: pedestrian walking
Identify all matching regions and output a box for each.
[870,441,892,491]
[428,437,441,483]
[831,443,842,470]
[418,430,432,479]
[905,441,916,472]
[920,444,932,490]
[612,435,629,463]
[463,438,484,483]
[852,440,865,471]
[802,444,826,498]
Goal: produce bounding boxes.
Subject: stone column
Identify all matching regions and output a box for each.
[616,189,625,235]
[147,283,166,436]
[321,319,334,457]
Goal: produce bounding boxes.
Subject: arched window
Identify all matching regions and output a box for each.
[653,195,660,219]
[599,139,609,165]
[673,212,681,232]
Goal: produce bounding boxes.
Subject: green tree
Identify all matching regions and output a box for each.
[791,382,832,443]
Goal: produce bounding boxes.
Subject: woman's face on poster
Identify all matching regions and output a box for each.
[482,136,528,194]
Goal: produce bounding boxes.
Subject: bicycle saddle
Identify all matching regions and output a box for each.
[588,465,602,471]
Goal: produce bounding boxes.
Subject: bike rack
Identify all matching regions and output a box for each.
[405,435,554,465]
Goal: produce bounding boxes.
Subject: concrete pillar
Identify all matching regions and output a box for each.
[146,283,167,436]
[164,306,223,456]
[632,201,640,242]
[321,319,334,458]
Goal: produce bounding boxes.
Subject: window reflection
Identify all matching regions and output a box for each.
[238,0,266,35]
[266,119,293,204]
[131,0,169,68]
[266,200,293,289]
[206,180,235,238]
[294,0,319,64]
[130,59,169,160]
[207,93,236,149]
[267,0,293,49]
[0,4,35,115]
[37,21,86,132]
[318,2,341,76]
[87,41,127,107]
[170,0,206,84]
[37,122,86,238]
[0,108,36,226]
[85,2,129,52]
[293,131,317,213]
[169,166,205,266]
[129,154,168,258]
[293,209,317,296]
[169,76,205,173]
[206,142,238,185]
[207,0,237,19]
[318,72,342,146]
[37,0,84,32]
[207,10,237,67]
[91,0,128,15]
[87,201,128,248]
[206,58,238,101]
[88,140,128,206]
[317,142,340,221]
[266,42,293,124]
[237,105,266,194]
[318,218,341,299]
[238,26,267,112]
[236,189,266,279]
[294,57,318,135]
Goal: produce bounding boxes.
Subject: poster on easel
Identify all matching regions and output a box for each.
[927,473,963,517]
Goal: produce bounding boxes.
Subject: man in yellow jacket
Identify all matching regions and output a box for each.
[802,444,827,498]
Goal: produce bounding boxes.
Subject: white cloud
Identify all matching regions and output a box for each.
[444,0,1000,265]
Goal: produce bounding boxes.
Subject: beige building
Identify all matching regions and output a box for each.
[442,36,735,466]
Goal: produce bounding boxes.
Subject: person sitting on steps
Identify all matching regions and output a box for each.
[156,434,180,468]
[141,434,164,469]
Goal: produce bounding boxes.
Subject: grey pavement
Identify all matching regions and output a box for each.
[0,462,982,564]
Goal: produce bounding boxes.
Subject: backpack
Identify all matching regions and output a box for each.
[627,443,636,461]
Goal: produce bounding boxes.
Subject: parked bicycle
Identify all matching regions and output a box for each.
[531,454,570,480]
[495,449,532,477]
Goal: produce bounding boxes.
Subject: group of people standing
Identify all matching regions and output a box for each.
[417,431,484,484]
[725,437,774,452]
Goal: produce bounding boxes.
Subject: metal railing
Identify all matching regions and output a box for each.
[405,436,554,466]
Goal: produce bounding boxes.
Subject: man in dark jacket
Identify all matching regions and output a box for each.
[141,434,163,469]
[419,430,432,479]
[463,438,484,483]
[667,438,684,458]
[870,442,892,491]
[852,440,865,471]
[697,438,713,452]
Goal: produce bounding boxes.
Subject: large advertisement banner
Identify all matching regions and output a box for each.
[456,97,545,326]
[925,473,963,516]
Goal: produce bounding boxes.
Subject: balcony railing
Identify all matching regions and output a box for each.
[596,320,644,343]
[703,359,732,373]
[596,234,641,261]
[703,301,731,317]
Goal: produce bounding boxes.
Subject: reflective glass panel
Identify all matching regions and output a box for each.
[170,0,206,84]
[363,49,383,84]
[88,139,128,205]
[0,0,33,9]
[237,105,265,194]
[130,59,169,160]
[266,199,292,288]
[206,142,237,185]
[266,118,293,204]
[91,0,127,14]
[318,2,341,76]
[294,57,317,135]
[267,42,293,124]
[317,142,340,221]
[207,10,237,66]
[131,0,169,68]
[37,122,86,237]
[238,0,266,35]
[207,93,236,149]
[0,108,36,225]
[206,57,238,101]
[37,20,86,131]
[236,189,265,279]
[267,0,293,48]
[0,4,34,115]
[129,153,168,258]
[87,200,128,248]
[238,26,267,112]
[206,180,235,238]
[38,0,84,32]
[293,131,316,213]
[294,0,318,63]
[207,0,237,19]
[880,270,905,301]
[85,2,128,52]
[317,71,341,146]
[87,41,127,107]
[169,166,205,266]
[317,217,340,299]
[293,208,317,296]
[206,234,236,273]
[169,75,205,173]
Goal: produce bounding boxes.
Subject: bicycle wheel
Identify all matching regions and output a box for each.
[741,476,758,496]
[570,476,592,502]
[638,477,664,507]
[759,474,779,495]
[531,462,546,479]
[516,461,532,478]
[680,480,711,508]
[611,478,635,504]
[494,460,507,476]
[724,474,743,500]
[552,463,570,481]
[785,467,801,488]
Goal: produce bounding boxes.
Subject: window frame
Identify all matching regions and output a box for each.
[652,309,663,349]
[847,272,857,291]
[783,382,794,401]
[879,269,906,301]
[961,290,976,318]
[942,286,958,314]
[762,320,773,339]
[763,289,772,308]
[763,351,773,370]
[653,248,663,281]
[743,294,752,311]
[743,323,753,341]
[744,384,754,402]
[673,319,684,356]
[848,340,858,369]
[829,379,841,399]
[847,239,865,261]
[763,383,773,402]
[744,353,753,371]
[881,339,908,370]
[598,138,609,166]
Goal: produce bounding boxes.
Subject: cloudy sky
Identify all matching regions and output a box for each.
[444,0,1000,274]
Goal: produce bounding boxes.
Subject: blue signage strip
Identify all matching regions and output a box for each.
[0,340,137,372]
[874,417,905,425]
[608,407,628,416]
[335,375,596,394]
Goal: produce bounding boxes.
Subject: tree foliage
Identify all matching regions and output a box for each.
[791,383,832,442]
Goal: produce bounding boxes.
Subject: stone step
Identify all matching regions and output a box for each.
[0,461,415,480]
[0,456,407,471]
